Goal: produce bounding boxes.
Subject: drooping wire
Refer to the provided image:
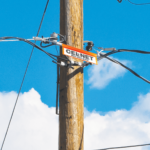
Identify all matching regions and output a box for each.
[0,1,50,150]
[104,55,150,84]
[0,39,34,42]
[128,0,150,5]
[117,0,122,3]
[55,45,59,55]
[92,48,150,84]
[95,143,150,150]
[0,37,71,63]
[117,0,150,5]
[118,49,150,54]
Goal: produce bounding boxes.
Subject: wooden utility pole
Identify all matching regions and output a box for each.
[59,0,84,150]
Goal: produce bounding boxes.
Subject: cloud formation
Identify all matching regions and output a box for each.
[84,92,150,150]
[1,89,150,150]
[0,89,59,150]
[87,57,130,89]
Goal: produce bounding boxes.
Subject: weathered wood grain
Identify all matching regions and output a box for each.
[59,0,84,149]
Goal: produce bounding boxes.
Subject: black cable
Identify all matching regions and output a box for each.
[117,0,122,3]
[0,37,71,63]
[128,0,150,5]
[55,45,59,55]
[96,143,150,150]
[0,1,50,150]
[118,49,150,54]
[90,48,150,84]
[96,48,150,60]
[40,41,54,48]
[0,37,57,61]
[36,0,50,36]
[102,55,150,84]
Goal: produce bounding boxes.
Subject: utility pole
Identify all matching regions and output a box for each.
[59,0,84,150]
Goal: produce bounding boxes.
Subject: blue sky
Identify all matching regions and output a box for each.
[0,0,150,113]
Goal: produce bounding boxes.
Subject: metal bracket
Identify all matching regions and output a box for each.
[33,32,64,47]
[52,60,74,69]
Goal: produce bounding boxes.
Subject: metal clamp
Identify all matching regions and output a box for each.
[52,61,74,69]
[33,32,65,47]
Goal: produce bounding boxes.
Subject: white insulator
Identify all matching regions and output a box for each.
[60,61,67,66]
[78,62,82,66]
[51,32,58,38]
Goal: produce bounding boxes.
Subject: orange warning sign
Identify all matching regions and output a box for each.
[62,44,98,65]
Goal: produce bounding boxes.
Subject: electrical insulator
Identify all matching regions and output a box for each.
[86,42,94,51]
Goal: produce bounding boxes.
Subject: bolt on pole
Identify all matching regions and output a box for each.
[59,0,84,150]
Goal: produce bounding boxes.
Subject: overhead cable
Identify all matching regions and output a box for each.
[0,37,71,63]
[95,48,150,84]
[0,0,50,150]
[95,143,150,150]
[98,48,150,60]
[128,0,150,5]
[118,48,150,54]
[104,55,150,84]
[117,0,122,3]
[117,0,150,5]
[0,39,34,42]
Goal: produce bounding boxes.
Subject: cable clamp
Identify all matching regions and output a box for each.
[33,37,50,43]
[70,60,82,66]
[52,61,74,69]
[52,60,67,66]
[82,62,92,68]
[34,32,65,48]
[97,50,107,61]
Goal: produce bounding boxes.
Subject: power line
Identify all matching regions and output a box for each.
[117,0,122,3]
[104,55,150,84]
[95,143,150,150]
[0,39,34,42]
[128,0,150,5]
[0,1,50,150]
[0,36,71,63]
[55,45,59,55]
[117,0,150,5]
[93,47,150,84]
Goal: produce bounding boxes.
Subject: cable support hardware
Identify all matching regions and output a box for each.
[84,41,94,51]
[0,34,93,69]
[0,36,71,63]
[2,34,150,84]
[33,32,65,48]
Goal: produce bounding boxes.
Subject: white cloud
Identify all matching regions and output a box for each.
[84,92,150,150]
[87,57,131,89]
[1,89,150,150]
[0,89,59,150]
